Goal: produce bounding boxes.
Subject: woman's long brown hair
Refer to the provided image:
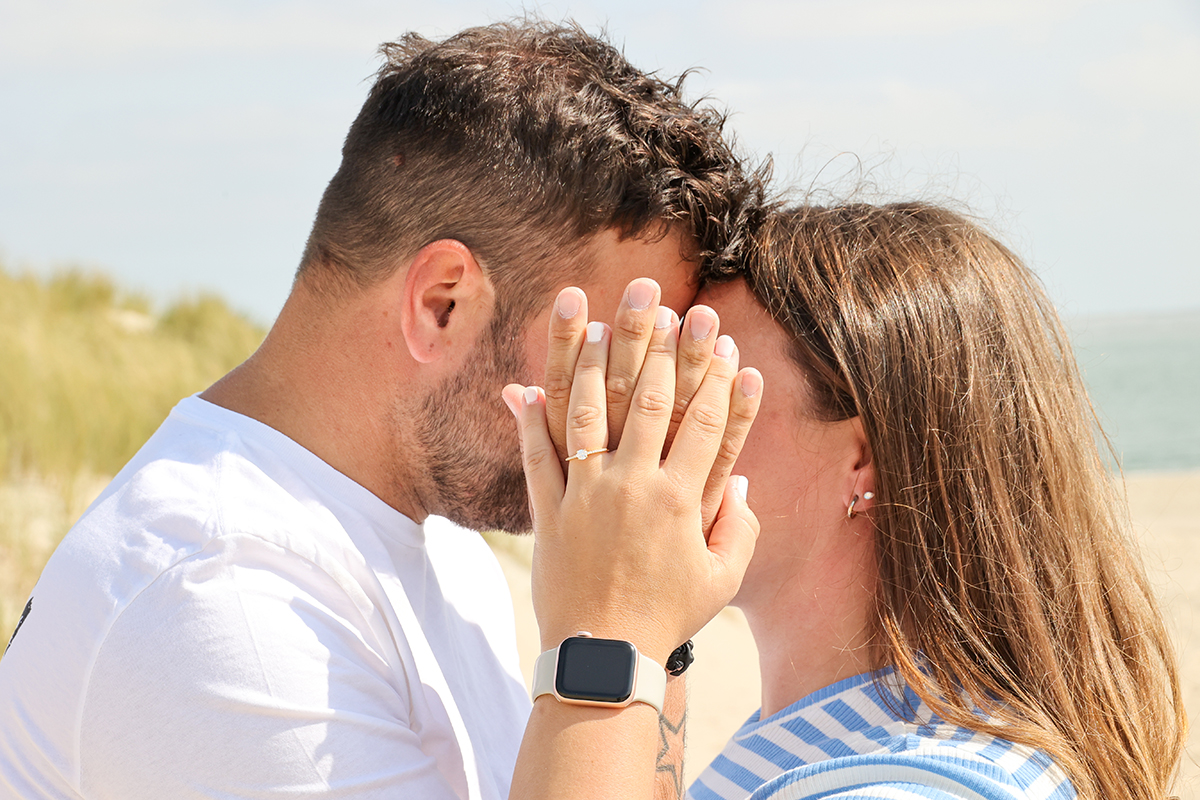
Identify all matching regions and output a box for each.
[739,202,1185,800]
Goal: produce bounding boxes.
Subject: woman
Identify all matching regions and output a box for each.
[505,202,1185,800]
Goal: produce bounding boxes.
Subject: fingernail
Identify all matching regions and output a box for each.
[627,280,656,310]
[654,306,674,329]
[740,369,762,398]
[714,335,735,359]
[586,321,605,343]
[523,386,539,405]
[689,311,714,341]
[556,289,582,319]
[733,475,749,501]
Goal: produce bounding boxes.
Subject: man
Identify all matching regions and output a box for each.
[0,19,756,800]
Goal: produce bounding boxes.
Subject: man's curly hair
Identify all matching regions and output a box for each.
[300,19,765,315]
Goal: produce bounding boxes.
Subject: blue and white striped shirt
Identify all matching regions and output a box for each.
[688,670,1074,800]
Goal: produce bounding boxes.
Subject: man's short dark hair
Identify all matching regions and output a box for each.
[299,19,761,315]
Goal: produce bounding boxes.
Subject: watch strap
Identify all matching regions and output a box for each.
[532,641,667,714]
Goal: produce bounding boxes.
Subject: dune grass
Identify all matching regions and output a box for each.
[0,264,265,648]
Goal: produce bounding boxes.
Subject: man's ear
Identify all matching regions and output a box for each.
[400,239,493,364]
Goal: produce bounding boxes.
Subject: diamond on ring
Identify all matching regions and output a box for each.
[565,447,608,462]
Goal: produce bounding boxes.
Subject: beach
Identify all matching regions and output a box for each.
[490,469,1200,794]
[1131,471,1200,794]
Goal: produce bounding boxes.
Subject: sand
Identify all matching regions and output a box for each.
[490,470,1200,795]
[1130,471,1200,795]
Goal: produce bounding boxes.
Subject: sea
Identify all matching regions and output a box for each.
[1068,309,1200,474]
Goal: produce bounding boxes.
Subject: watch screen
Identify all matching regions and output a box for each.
[555,637,637,704]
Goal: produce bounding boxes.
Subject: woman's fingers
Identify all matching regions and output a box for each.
[668,305,720,455]
[604,279,662,448]
[543,288,589,462]
[698,367,763,533]
[616,305,680,466]
[503,383,564,521]
[665,334,762,514]
[565,320,612,469]
[662,335,739,486]
[703,475,759,606]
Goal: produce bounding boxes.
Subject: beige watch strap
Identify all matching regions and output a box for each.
[532,639,666,715]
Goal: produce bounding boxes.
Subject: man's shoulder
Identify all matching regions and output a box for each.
[27,399,372,659]
[73,399,330,561]
[0,400,372,790]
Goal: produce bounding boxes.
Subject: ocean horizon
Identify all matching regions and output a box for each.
[1069,308,1200,474]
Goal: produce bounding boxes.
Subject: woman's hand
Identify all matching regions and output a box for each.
[502,280,762,665]
[541,280,759,536]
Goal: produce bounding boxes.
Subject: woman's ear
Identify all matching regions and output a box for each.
[400,239,492,364]
[847,416,876,514]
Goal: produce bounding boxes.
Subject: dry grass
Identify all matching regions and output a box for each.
[0,264,264,648]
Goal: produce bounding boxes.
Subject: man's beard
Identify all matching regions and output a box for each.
[413,309,533,534]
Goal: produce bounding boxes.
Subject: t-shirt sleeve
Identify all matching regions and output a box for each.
[751,752,1055,800]
[77,532,466,800]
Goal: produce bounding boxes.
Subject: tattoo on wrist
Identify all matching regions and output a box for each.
[655,707,687,799]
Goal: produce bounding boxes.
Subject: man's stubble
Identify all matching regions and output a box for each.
[413,307,534,535]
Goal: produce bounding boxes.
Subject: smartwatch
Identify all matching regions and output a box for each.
[532,632,667,714]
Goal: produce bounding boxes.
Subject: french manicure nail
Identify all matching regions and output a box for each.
[714,335,735,359]
[627,280,656,310]
[654,306,674,329]
[523,386,539,405]
[556,290,582,319]
[734,475,749,501]
[586,321,605,343]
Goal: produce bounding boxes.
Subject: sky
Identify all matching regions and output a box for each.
[1,0,1198,325]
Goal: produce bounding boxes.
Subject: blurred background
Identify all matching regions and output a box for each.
[2,0,1198,791]
[3,0,1197,469]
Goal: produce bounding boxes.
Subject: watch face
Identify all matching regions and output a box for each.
[555,636,637,704]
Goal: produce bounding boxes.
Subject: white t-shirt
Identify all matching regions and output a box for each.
[0,395,532,799]
[688,670,1074,800]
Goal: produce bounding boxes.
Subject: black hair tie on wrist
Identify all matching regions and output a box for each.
[666,640,694,676]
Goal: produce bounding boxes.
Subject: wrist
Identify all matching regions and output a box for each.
[533,632,668,714]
